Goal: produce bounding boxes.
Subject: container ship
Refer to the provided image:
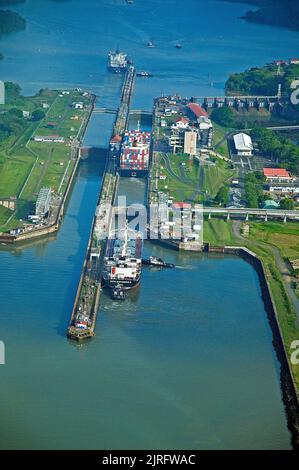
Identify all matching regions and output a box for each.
[119,130,151,177]
[102,225,143,290]
[107,50,129,73]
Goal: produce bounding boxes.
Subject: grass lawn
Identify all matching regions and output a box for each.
[158,153,203,203]
[0,155,35,197]
[0,88,93,231]
[0,206,21,233]
[248,221,299,260]
[0,205,12,226]
[203,217,239,245]
[202,160,236,198]
[211,122,231,158]
[154,152,235,203]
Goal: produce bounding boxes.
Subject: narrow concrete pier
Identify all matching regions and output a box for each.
[67,67,135,341]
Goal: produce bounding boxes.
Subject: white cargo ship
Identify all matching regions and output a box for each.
[102,225,143,290]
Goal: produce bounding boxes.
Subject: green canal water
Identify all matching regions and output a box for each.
[0,0,297,449]
[0,128,292,448]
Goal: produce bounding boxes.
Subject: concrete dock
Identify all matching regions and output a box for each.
[67,67,136,341]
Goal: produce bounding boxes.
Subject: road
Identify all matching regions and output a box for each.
[232,220,299,323]
[202,207,299,218]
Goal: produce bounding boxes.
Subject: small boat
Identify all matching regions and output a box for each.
[126,0,134,4]
[136,71,153,77]
[175,43,182,49]
[111,285,126,301]
[142,256,175,268]
[147,41,155,48]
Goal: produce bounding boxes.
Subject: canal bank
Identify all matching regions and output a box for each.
[96,104,299,447]
[0,94,96,245]
[67,68,135,340]
[218,246,299,448]
[146,88,299,446]
[0,106,293,451]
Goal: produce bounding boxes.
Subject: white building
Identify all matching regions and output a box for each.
[73,102,84,109]
[269,185,299,194]
[198,117,213,147]
[33,135,65,143]
[233,133,253,156]
[172,117,190,130]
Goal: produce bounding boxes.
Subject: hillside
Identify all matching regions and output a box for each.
[221,0,299,30]
[226,62,299,100]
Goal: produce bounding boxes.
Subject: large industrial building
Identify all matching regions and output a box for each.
[35,187,52,217]
[233,133,253,156]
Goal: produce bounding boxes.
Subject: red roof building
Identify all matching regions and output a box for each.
[172,202,192,210]
[186,102,208,119]
[263,168,292,180]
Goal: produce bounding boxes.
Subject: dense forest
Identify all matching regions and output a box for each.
[222,0,299,30]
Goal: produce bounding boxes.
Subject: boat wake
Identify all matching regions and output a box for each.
[174,265,194,270]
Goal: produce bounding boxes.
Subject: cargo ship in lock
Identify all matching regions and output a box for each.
[107,50,130,73]
[119,129,151,177]
[102,225,143,291]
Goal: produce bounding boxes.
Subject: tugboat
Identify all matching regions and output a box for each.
[175,43,182,49]
[111,285,126,300]
[136,71,153,77]
[142,256,175,268]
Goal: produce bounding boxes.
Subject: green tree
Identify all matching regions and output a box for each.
[215,186,229,205]
[31,109,45,122]
[211,106,236,127]
[8,108,23,118]
[280,198,294,210]
[244,171,265,208]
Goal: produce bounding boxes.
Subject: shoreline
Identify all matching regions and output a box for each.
[147,236,299,447]
[0,93,96,246]
[208,244,299,449]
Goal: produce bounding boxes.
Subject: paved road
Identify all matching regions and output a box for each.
[203,207,299,218]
